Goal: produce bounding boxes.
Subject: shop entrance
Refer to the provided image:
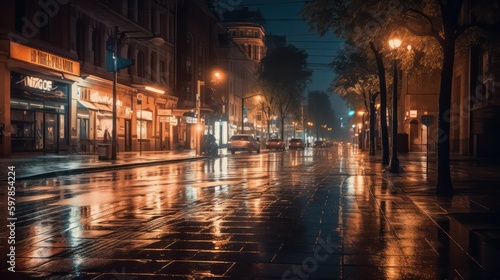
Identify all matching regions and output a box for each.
[44,113,58,153]
[77,118,90,152]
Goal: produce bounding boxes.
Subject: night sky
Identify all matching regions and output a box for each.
[231,0,349,116]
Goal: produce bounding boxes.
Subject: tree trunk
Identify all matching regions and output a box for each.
[370,92,380,156]
[370,42,389,165]
[280,117,285,140]
[436,2,459,196]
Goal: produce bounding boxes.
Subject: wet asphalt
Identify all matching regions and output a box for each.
[0,146,499,279]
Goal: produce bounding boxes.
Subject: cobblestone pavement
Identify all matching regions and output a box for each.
[0,146,499,279]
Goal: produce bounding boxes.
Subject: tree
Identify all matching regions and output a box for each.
[301,1,410,166]
[259,45,312,140]
[330,44,383,157]
[307,91,336,140]
[302,0,499,196]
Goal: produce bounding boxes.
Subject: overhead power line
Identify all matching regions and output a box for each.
[242,0,310,6]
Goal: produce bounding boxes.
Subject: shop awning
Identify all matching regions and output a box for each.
[93,103,113,112]
[77,100,98,110]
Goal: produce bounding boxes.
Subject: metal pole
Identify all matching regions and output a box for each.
[426,125,429,175]
[111,26,118,160]
[140,102,142,156]
[389,58,400,173]
[241,97,244,134]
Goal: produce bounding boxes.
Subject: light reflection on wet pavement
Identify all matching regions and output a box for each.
[1,146,499,279]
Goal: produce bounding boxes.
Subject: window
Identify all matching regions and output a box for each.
[150,52,157,81]
[254,31,258,37]
[230,30,236,37]
[15,1,26,33]
[128,0,137,22]
[137,0,145,26]
[160,60,166,84]
[240,30,244,37]
[168,61,174,87]
[169,14,175,42]
[137,120,147,140]
[92,29,102,67]
[137,51,145,78]
[151,8,157,34]
[160,13,167,40]
[76,19,85,61]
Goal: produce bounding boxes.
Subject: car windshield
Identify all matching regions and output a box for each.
[290,139,301,143]
[231,136,250,141]
[268,139,280,142]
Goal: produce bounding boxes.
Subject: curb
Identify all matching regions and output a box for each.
[15,156,207,181]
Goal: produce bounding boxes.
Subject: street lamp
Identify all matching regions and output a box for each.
[107,26,165,160]
[388,35,402,173]
[240,94,261,134]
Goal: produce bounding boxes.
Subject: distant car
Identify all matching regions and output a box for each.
[313,140,325,148]
[289,138,305,150]
[266,139,286,150]
[324,140,334,147]
[228,134,261,154]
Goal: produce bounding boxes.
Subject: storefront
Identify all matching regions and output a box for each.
[10,73,70,153]
[1,42,80,156]
[74,84,133,153]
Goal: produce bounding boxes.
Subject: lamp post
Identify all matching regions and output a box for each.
[388,36,402,173]
[240,94,261,134]
[108,26,165,160]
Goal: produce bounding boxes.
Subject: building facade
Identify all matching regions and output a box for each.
[0,0,177,156]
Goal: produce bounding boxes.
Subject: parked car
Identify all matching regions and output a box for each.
[228,134,261,154]
[288,138,305,150]
[313,140,325,148]
[266,138,286,150]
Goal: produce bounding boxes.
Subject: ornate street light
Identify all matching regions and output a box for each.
[388,35,402,173]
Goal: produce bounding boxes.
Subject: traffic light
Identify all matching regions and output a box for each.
[106,38,134,72]
[106,51,133,72]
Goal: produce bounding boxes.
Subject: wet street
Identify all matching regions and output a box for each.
[1,146,497,279]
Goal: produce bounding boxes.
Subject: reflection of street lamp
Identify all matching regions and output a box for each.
[240,94,261,134]
[306,122,313,145]
[196,80,205,156]
[107,26,165,160]
[292,121,297,138]
[388,35,402,173]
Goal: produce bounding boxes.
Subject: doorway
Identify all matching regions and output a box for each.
[125,119,132,151]
[45,113,58,153]
[409,119,419,151]
[78,118,89,152]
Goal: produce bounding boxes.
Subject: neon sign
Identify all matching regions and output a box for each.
[24,76,53,91]
[90,91,122,107]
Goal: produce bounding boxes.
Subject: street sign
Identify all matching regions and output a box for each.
[421,115,435,127]
[157,109,172,116]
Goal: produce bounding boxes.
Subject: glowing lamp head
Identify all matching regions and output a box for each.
[388,38,402,49]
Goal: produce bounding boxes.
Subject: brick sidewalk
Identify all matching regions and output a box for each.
[361,152,500,278]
